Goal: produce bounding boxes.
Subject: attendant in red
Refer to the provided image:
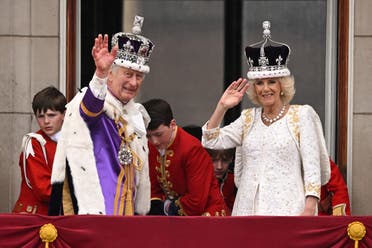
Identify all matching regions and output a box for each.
[205,148,237,215]
[143,99,227,216]
[12,87,66,215]
[318,159,351,216]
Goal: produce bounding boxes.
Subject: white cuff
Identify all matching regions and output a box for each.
[89,73,108,100]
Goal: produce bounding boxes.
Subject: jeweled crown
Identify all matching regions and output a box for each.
[245,21,291,80]
[111,16,154,73]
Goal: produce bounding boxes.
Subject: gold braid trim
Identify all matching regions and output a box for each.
[202,210,226,216]
[80,102,103,117]
[123,165,134,215]
[112,115,142,215]
[113,168,125,215]
[113,166,134,215]
[156,151,178,200]
[333,203,347,216]
[175,198,186,216]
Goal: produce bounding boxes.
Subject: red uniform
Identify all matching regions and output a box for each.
[219,172,237,215]
[149,127,227,216]
[318,159,350,216]
[12,130,56,215]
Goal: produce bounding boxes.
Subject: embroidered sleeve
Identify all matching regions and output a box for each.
[201,110,249,150]
[201,123,220,141]
[299,105,329,198]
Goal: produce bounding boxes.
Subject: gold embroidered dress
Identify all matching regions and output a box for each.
[202,105,329,216]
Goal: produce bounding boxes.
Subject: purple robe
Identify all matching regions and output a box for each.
[80,87,131,214]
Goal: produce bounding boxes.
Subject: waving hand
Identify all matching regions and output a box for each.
[91,34,118,78]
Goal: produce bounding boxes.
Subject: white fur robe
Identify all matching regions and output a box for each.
[51,88,151,215]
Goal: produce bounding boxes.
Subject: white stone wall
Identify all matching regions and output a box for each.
[352,0,372,215]
[0,0,59,212]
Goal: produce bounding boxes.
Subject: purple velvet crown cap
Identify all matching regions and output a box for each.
[245,21,291,80]
[111,16,154,73]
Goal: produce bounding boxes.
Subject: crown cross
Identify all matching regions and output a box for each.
[132,16,144,35]
[262,21,271,39]
[122,40,134,53]
[259,56,269,67]
[248,57,254,67]
[276,55,283,66]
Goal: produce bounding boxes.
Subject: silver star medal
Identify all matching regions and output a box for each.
[118,144,133,166]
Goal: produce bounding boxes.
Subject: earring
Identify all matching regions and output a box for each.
[280,91,284,96]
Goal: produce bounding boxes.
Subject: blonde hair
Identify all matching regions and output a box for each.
[246,75,295,106]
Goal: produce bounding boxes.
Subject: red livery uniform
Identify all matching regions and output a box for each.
[219,171,237,215]
[318,159,351,216]
[149,127,227,216]
[12,130,56,215]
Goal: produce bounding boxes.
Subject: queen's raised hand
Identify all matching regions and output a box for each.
[219,78,249,110]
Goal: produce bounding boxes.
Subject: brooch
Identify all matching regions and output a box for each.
[118,144,133,166]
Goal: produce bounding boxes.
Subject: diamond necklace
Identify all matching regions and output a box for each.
[262,104,286,124]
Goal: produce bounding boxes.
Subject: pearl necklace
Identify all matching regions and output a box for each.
[262,104,286,124]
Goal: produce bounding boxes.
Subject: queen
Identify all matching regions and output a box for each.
[202,21,330,216]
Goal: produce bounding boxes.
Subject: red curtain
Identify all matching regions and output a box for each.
[0,214,371,248]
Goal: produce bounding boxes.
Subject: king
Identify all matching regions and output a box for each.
[49,16,154,216]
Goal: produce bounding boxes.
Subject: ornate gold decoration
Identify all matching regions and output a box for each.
[203,128,220,141]
[115,116,142,170]
[305,183,320,196]
[156,151,178,200]
[242,108,254,138]
[112,115,142,215]
[174,198,186,216]
[80,102,103,117]
[202,210,226,217]
[347,221,366,248]
[333,203,347,216]
[39,223,58,248]
[287,105,300,144]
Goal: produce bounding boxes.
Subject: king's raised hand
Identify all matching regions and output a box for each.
[91,34,118,78]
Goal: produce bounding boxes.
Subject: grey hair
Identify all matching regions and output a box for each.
[109,63,146,79]
[246,75,295,106]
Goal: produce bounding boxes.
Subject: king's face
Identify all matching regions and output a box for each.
[107,66,145,104]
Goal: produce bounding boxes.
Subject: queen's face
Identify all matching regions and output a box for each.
[254,78,282,108]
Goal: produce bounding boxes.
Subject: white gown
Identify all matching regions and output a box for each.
[202,105,330,216]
